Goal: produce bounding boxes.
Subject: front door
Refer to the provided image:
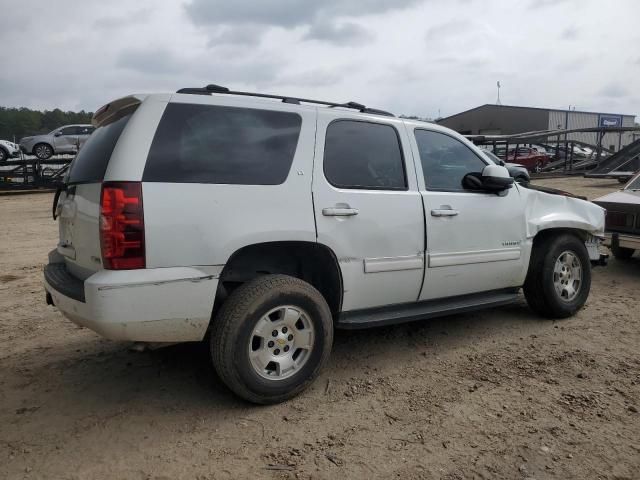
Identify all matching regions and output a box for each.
[312,111,425,311]
[54,126,80,154]
[407,127,528,301]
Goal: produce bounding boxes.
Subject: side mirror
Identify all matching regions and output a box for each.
[498,159,505,167]
[54,131,62,137]
[462,164,514,193]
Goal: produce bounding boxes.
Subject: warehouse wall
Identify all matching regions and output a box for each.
[548,111,636,151]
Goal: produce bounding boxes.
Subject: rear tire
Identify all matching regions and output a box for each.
[34,143,53,160]
[211,274,333,404]
[524,233,591,319]
[611,244,635,260]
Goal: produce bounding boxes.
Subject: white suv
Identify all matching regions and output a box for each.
[45,85,606,404]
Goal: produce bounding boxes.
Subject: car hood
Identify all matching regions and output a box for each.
[505,162,527,171]
[593,190,640,206]
[519,185,605,238]
[19,135,49,143]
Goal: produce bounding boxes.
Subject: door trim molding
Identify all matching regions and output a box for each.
[428,247,521,268]
[364,254,424,273]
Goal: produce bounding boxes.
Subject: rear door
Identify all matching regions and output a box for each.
[77,126,95,149]
[312,111,425,311]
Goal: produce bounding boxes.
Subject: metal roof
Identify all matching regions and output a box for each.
[439,104,636,122]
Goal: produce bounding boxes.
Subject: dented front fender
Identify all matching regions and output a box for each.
[521,187,606,239]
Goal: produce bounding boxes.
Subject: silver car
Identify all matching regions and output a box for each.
[19,124,95,159]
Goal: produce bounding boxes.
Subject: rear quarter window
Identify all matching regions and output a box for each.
[67,108,135,184]
[142,103,302,185]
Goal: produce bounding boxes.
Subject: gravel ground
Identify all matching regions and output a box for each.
[1,177,638,480]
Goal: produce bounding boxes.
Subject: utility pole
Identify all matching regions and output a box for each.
[496,81,502,105]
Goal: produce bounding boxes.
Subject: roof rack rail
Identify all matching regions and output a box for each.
[175,84,395,117]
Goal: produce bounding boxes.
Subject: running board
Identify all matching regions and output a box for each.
[337,290,520,329]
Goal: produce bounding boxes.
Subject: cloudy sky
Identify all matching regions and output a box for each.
[1,0,639,118]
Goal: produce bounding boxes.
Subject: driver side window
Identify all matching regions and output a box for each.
[415,129,486,191]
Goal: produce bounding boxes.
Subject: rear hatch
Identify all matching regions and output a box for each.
[55,98,140,280]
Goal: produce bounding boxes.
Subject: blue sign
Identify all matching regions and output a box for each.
[598,114,622,127]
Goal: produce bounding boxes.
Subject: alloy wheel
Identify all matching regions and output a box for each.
[248,305,315,380]
[553,250,582,302]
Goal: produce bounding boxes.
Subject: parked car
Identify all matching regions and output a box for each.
[0,140,21,162]
[507,147,550,172]
[19,124,95,160]
[482,150,530,184]
[44,86,606,404]
[531,145,552,157]
[593,172,640,259]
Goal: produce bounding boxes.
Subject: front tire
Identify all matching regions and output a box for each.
[33,143,53,160]
[0,148,7,162]
[211,274,333,404]
[523,233,591,318]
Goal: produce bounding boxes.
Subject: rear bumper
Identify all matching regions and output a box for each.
[605,232,640,251]
[44,257,219,342]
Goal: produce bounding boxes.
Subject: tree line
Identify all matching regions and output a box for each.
[0,107,94,142]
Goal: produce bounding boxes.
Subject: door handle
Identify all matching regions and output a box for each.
[322,207,359,217]
[431,208,459,217]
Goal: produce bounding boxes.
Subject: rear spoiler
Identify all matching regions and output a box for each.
[93,95,146,127]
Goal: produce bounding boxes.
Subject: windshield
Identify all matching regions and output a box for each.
[626,174,640,190]
[482,150,501,163]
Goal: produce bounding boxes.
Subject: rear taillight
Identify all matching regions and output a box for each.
[100,182,145,269]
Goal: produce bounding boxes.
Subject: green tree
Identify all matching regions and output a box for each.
[0,106,93,142]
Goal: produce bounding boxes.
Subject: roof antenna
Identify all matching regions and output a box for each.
[496,81,502,106]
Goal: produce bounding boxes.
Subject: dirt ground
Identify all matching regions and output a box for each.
[1,177,638,480]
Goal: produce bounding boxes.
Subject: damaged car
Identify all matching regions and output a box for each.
[593,172,640,259]
[44,86,607,404]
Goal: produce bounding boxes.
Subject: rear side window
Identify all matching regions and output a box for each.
[67,109,134,184]
[323,120,406,190]
[143,103,302,185]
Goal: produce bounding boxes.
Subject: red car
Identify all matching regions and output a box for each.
[507,147,549,172]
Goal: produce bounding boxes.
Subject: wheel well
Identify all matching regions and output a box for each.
[533,227,589,246]
[213,241,343,320]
